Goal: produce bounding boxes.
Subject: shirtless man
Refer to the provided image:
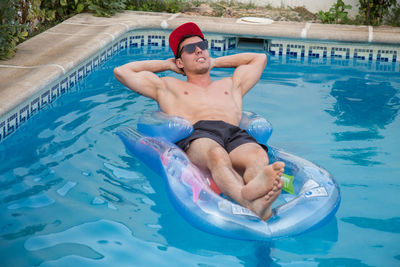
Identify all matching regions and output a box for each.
[114,22,284,220]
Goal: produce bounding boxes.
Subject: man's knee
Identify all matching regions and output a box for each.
[230,144,268,170]
[207,146,231,167]
[252,146,269,162]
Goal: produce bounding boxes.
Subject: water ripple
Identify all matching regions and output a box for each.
[2,224,46,240]
[24,219,241,266]
[341,217,400,233]
[3,178,62,204]
[7,192,55,210]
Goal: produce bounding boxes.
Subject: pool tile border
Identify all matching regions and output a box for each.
[1,29,399,143]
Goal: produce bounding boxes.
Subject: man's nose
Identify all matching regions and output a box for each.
[195,45,203,54]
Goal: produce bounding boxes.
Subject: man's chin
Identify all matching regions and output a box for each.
[195,65,211,74]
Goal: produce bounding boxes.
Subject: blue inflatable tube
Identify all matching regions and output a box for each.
[117,111,340,240]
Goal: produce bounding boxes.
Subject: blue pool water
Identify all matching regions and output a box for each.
[1,44,400,266]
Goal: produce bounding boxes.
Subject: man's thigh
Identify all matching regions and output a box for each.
[184,138,224,170]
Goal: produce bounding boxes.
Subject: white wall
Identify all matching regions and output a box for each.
[197,0,360,17]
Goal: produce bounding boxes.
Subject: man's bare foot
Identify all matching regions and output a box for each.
[241,161,285,201]
[249,178,284,220]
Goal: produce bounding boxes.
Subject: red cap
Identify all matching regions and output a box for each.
[169,22,204,57]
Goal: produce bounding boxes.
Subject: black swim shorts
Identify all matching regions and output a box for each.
[175,120,267,153]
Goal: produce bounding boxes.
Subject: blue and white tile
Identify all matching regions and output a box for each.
[119,37,128,50]
[60,77,69,95]
[308,45,328,58]
[19,105,30,125]
[0,120,5,142]
[353,48,374,62]
[147,35,166,48]
[269,42,284,56]
[376,49,397,63]
[286,43,306,58]
[330,46,351,59]
[129,35,145,48]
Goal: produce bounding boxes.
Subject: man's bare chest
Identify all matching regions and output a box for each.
[183,86,232,99]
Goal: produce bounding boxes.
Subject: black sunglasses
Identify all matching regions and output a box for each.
[178,40,208,58]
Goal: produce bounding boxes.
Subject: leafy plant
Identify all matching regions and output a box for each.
[127,0,184,13]
[385,2,400,26]
[40,0,87,21]
[357,0,397,25]
[317,0,352,24]
[0,0,28,59]
[164,0,185,13]
[88,0,127,17]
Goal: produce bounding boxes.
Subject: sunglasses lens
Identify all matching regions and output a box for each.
[198,40,208,50]
[185,43,197,53]
[180,40,208,56]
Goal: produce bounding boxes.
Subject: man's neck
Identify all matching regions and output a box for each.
[186,73,213,87]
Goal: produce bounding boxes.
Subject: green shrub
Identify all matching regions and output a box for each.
[0,0,128,60]
[317,0,352,24]
[88,0,127,17]
[40,0,87,21]
[39,0,126,20]
[385,2,400,26]
[127,0,184,13]
[0,0,28,59]
[357,0,396,25]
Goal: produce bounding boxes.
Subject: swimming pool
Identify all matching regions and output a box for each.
[1,32,399,266]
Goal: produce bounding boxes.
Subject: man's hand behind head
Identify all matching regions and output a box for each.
[166,58,186,76]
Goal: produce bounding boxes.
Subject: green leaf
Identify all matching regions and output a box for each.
[47,10,56,20]
[57,7,64,17]
[76,3,85,13]
[20,31,28,38]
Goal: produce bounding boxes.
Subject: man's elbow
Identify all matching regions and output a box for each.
[114,66,130,83]
[249,53,267,67]
[258,53,267,66]
[113,67,122,79]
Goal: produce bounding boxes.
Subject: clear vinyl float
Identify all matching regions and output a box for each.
[117,111,341,241]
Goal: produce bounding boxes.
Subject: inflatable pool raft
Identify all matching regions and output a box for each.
[117,111,340,240]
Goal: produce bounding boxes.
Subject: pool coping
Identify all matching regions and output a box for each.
[0,11,399,141]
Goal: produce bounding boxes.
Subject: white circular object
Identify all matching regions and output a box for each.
[236,17,274,25]
[160,20,168,29]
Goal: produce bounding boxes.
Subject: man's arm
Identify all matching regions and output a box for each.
[212,53,267,96]
[113,59,182,100]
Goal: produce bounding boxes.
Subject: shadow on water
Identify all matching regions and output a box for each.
[327,77,399,129]
[326,76,400,166]
[274,217,338,253]
[341,216,400,233]
[315,257,373,267]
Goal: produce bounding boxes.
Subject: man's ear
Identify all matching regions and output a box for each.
[176,58,184,68]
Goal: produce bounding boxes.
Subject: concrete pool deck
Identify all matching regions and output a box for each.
[1,11,400,119]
